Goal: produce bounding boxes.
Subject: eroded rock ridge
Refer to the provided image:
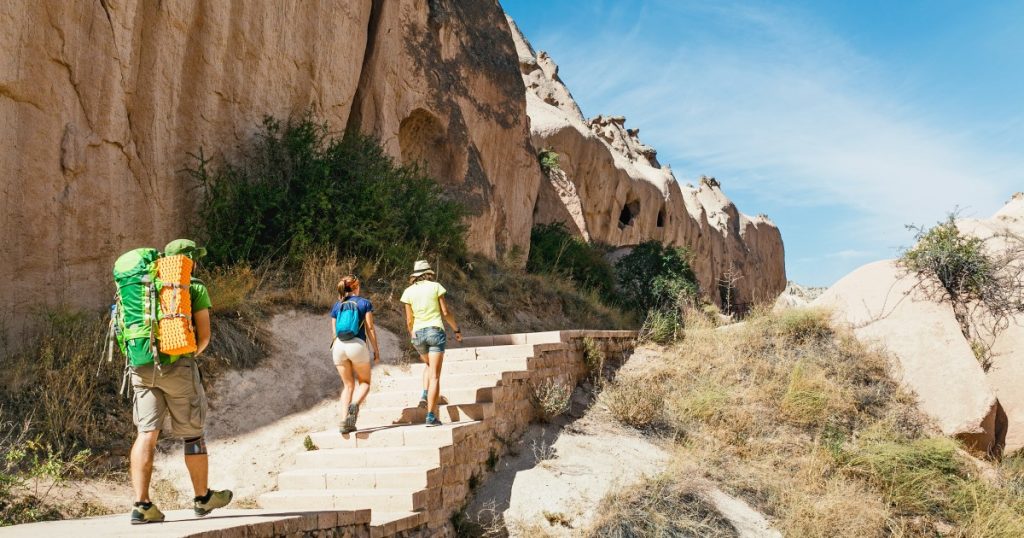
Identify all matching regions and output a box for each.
[1,1,785,336]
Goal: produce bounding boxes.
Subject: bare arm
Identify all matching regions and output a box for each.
[365,312,381,363]
[438,296,462,343]
[404,303,415,339]
[194,308,211,355]
[329,317,336,341]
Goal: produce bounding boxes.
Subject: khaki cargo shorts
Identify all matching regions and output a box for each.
[130,358,206,438]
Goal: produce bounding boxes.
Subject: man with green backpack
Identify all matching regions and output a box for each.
[112,239,232,524]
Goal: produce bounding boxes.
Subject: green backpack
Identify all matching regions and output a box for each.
[109,247,173,367]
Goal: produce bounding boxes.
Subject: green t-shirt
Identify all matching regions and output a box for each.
[159,281,211,363]
[400,281,447,331]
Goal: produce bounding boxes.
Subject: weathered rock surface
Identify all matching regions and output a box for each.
[1,0,542,336]
[1,2,785,340]
[814,260,1003,454]
[347,1,543,259]
[957,193,1024,453]
[1,0,372,337]
[509,18,786,307]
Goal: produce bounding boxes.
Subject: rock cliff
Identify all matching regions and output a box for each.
[1,1,785,339]
[508,18,786,307]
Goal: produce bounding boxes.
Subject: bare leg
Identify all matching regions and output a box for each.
[130,430,161,502]
[352,362,372,405]
[338,362,355,421]
[184,453,209,497]
[420,355,430,394]
[426,352,444,414]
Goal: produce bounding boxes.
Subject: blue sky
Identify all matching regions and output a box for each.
[503,0,1024,286]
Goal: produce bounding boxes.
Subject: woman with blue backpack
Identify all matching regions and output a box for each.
[330,275,381,433]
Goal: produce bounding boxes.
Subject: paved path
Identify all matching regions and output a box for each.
[0,508,370,538]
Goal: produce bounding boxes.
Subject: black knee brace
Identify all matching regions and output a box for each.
[184,436,207,455]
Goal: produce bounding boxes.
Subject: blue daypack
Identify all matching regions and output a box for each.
[334,299,362,341]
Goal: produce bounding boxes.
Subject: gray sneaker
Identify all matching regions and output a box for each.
[341,404,359,434]
[194,489,233,517]
[130,502,165,524]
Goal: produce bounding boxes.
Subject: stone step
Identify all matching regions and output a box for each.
[293,446,441,470]
[363,386,498,407]
[308,421,486,449]
[372,371,505,392]
[355,402,494,428]
[404,356,531,375]
[277,466,439,490]
[258,487,428,512]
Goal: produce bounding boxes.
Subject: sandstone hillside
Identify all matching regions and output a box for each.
[1,1,785,341]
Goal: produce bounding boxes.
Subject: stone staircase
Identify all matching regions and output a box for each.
[258,330,635,537]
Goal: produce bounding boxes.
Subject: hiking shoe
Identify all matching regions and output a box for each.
[425,412,443,427]
[341,404,359,434]
[194,489,233,517]
[130,502,165,524]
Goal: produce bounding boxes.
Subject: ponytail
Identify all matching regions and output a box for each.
[337,275,359,299]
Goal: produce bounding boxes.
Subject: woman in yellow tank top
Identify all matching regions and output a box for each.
[400,260,462,426]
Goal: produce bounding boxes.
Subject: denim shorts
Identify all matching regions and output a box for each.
[412,327,447,355]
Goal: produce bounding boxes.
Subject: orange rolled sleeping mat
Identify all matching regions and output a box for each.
[157,254,197,356]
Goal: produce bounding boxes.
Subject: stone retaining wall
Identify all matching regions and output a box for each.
[432,330,635,533]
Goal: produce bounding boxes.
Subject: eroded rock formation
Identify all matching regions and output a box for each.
[508,18,786,307]
[816,195,1024,455]
[1,0,543,336]
[1,1,786,339]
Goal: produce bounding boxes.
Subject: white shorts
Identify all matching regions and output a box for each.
[332,337,370,365]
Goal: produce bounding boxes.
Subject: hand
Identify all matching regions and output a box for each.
[454,331,463,343]
[373,351,381,364]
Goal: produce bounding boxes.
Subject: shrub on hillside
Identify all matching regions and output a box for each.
[527,222,615,296]
[615,241,698,314]
[898,213,1024,369]
[900,215,996,307]
[529,379,572,423]
[190,115,467,270]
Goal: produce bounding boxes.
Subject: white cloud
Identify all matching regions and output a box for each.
[534,0,1023,248]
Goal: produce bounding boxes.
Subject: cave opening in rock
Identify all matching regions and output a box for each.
[398,108,456,182]
[618,200,640,229]
[656,207,665,228]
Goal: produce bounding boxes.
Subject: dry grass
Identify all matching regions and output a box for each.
[529,380,572,424]
[600,373,668,430]
[585,475,737,537]
[601,308,1024,536]
[0,311,132,462]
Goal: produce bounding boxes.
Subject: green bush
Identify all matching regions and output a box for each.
[527,223,615,296]
[190,115,467,270]
[615,241,699,314]
[538,147,560,175]
[899,215,996,306]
